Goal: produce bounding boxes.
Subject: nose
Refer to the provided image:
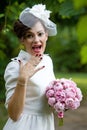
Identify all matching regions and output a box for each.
[33,35,39,43]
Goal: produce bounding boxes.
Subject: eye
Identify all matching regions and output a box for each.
[25,34,33,38]
[38,32,44,37]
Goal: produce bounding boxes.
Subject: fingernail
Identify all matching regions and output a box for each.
[18,60,21,63]
[36,54,38,57]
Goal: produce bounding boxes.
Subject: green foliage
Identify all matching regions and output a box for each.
[73,0,87,9]
[46,26,81,72]
[0,14,4,18]
[80,45,87,64]
[4,2,26,30]
[72,0,87,64]
[58,0,65,3]
[0,103,8,130]
[58,0,84,18]
[77,15,87,43]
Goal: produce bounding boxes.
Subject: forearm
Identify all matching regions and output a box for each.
[8,81,26,121]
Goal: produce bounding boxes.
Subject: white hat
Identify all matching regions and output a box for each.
[19,4,57,36]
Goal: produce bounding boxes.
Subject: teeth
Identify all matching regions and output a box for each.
[32,45,41,49]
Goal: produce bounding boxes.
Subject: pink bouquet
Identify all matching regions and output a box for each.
[45,78,83,126]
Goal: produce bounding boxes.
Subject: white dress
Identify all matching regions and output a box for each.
[3,50,56,130]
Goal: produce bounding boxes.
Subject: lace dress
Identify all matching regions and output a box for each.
[3,50,56,130]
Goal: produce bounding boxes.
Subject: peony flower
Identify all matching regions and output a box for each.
[46,89,54,98]
[45,78,83,126]
[65,98,75,109]
[48,97,56,107]
[65,87,76,98]
[58,111,64,118]
[54,102,65,112]
[55,90,66,102]
[76,88,83,101]
[54,82,63,91]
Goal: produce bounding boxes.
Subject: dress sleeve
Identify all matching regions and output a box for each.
[4,61,20,108]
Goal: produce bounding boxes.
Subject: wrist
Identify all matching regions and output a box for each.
[17,82,26,87]
[17,79,27,87]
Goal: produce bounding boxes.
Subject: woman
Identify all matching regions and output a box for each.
[3,4,57,130]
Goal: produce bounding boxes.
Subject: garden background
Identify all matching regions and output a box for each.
[0,0,87,130]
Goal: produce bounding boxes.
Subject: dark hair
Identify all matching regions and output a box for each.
[13,20,30,39]
[13,16,47,39]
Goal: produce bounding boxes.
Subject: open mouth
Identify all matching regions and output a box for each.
[32,45,42,53]
[32,45,42,49]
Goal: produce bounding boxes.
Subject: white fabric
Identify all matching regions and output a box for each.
[19,4,57,36]
[3,50,56,130]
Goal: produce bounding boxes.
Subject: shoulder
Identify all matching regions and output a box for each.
[5,58,20,72]
[44,54,53,62]
[43,54,53,69]
[4,58,20,80]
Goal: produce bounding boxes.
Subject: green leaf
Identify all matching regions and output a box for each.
[0,50,6,60]
[80,45,87,64]
[73,0,87,9]
[0,13,4,18]
[58,0,84,18]
[77,15,87,43]
[58,0,65,3]
[0,40,6,49]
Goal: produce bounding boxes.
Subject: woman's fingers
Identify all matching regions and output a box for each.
[34,65,45,73]
[18,54,44,79]
[29,54,43,66]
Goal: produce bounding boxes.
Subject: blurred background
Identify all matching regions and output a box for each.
[0,0,87,130]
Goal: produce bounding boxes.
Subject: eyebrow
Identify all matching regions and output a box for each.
[27,30,45,34]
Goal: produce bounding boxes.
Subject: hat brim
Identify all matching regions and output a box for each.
[19,7,57,36]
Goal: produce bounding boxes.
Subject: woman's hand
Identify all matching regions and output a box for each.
[18,54,45,83]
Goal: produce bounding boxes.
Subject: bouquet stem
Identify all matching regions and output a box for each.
[58,118,63,126]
